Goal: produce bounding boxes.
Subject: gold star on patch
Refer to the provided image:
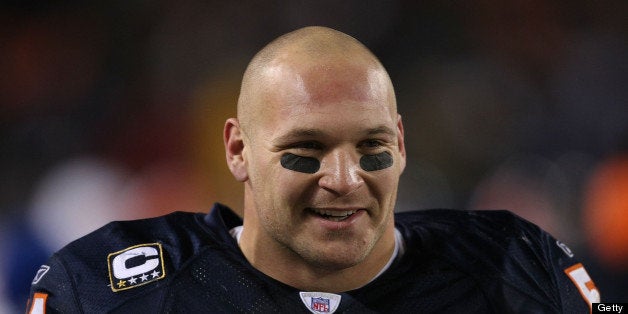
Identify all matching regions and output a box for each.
[117,280,126,288]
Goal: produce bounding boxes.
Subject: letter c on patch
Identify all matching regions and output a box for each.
[112,246,159,279]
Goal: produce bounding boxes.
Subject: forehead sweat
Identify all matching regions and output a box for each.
[280,152,394,174]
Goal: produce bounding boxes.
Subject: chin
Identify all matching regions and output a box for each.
[308,257,363,272]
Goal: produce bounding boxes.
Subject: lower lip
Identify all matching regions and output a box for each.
[307,209,366,230]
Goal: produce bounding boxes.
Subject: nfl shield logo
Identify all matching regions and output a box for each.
[299,292,341,314]
[311,297,330,312]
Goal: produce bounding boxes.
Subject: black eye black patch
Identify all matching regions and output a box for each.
[360,151,393,171]
[280,153,320,174]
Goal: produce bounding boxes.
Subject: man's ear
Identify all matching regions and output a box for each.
[224,118,248,182]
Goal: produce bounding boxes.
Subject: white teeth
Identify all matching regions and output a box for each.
[310,208,358,219]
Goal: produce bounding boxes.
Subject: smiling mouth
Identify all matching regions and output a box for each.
[308,208,358,222]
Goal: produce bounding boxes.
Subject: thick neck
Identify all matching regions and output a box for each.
[238,211,397,292]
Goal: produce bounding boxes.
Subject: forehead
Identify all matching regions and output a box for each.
[299,62,389,104]
[256,61,395,135]
[275,103,395,142]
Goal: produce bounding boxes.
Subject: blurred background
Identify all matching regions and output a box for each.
[1,0,627,310]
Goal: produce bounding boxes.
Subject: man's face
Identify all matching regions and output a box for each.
[242,60,405,270]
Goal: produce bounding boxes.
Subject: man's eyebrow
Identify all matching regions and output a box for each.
[273,125,395,144]
[273,128,327,143]
[366,125,396,136]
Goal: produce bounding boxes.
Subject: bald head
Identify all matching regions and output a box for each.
[237,26,397,134]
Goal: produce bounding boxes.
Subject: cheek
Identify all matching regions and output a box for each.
[365,161,402,202]
[254,156,317,209]
[246,151,273,183]
[374,172,399,195]
[275,170,318,204]
[246,152,286,202]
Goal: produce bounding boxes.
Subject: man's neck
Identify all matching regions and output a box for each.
[235,226,398,292]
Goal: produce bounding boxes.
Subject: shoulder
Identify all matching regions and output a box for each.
[63,211,213,268]
[395,209,546,249]
[28,211,217,313]
[394,208,567,266]
[393,209,599,312]
[395,208,535,232]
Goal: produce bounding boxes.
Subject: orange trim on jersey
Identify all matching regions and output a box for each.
[28,292,48,314]
[564,263,600,314]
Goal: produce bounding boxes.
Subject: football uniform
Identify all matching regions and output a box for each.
[27,203,598,313]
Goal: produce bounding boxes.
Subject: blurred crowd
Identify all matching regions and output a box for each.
[1,1,627,311]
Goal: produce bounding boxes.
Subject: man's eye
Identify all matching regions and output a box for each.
[362,140,383,148]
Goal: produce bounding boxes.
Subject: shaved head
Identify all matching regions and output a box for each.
[237,26,396,135]
[224,26,406,291]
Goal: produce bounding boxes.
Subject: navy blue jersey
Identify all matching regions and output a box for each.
[27,203,598,313]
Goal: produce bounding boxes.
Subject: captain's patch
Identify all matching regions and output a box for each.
[107,243,166,292]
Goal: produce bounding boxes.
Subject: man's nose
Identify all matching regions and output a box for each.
[317,150,364,196]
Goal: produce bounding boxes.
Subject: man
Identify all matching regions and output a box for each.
[27,26,598,313]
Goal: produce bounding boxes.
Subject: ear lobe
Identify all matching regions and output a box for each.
[224,118,249,182]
